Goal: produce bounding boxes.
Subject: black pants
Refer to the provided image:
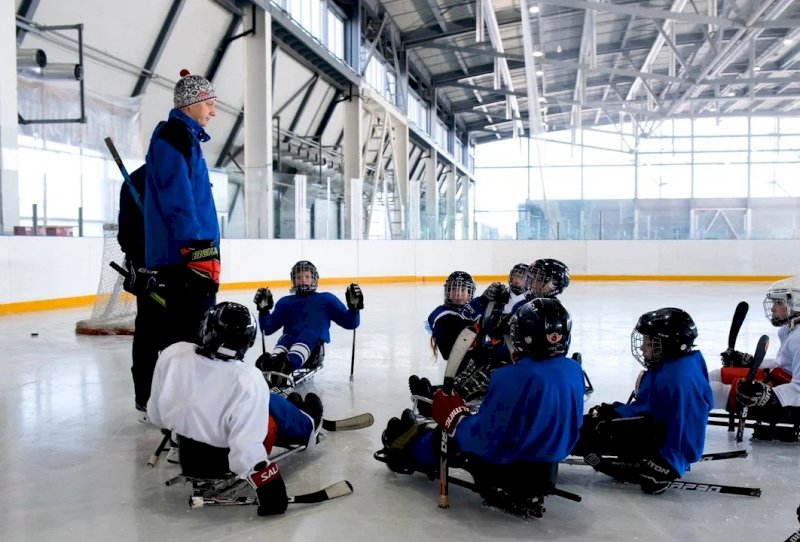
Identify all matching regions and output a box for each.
[466,457,558,501]
[159,267,216,350]
[132,293,166,407]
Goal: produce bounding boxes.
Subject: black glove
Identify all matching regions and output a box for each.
[720,348,754,368]
[254,287,274,315]
[248,462,288,516]
[122,258,139,295]
[345,283,364,311]
[180,240,220,295]
[482,282,510,305]
[736,380,776,407]
[638,456,677,495]
[588,402,622,421]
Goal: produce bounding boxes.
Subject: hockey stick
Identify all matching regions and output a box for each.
[562,449,747,467]
[667,480,760,497]
[736,334,770,443]
[189,480,353,508]
[626,370,646,405]
[105,137,143,213]
[148,429,172,467]
[349,329,356,382]
[322,412,374,431]
[438,300,495,509]
[728,301,749,351]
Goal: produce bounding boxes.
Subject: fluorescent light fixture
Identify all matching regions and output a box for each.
[538,96,547,102]
[783,38,794,46]
[753,66,761,72]
[532,50,544,58]
[535,69,544,76]
[529,5,540,14]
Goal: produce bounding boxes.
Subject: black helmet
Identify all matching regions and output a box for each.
[509,298,572,359]
[291,260,319,294]
[444,271,476,308]
[529,259,570,297]
[631,307,697,369]
[198,302,257,361]
[508,263,530,295]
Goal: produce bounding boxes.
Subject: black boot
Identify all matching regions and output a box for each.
[409,376,433,417]
[301,392,324,431]
[380,409,420,474]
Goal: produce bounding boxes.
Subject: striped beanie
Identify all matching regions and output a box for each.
[173,69,216,109]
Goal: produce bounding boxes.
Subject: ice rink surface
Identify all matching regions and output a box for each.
[1,281,798,541]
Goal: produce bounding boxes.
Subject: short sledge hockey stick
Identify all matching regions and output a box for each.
[190,480,353,508]
[737,335,770,443]
[322,413,374,431]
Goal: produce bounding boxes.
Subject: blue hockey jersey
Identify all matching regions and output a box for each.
[259,291,359,343]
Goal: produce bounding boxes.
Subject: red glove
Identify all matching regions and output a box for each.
[180,241,220,295]
[432,389,469,436]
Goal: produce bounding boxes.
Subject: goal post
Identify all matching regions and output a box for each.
[75,223,136,335]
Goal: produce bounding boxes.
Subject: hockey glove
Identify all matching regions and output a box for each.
[247,461,288,516]
[638,456,677,495]
[254,287,274,315]
[345,283,364,311]
[736,380,777,408]
[720,348,754,368]
[180,240,220,295]
[482,281,510,305]
[588,402,623,421]
[432,389,470,437]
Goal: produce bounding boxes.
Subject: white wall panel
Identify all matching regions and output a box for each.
[0,238,797,305]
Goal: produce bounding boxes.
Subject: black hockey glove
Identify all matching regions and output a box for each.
[588,402,623,421]
[482,282,510,305]
[253,287,274,315]
[180,240,220,296]
[638,456,677,495]
[345,283,364,311]
[247,462,288,516]
[736,381,777,408]
[720,348,754,368]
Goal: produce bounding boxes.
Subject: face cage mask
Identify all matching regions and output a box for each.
[631,331,662,369]
[444,279,476,307]
[530,268,558,298]
[508,270,530,296]
[763,294,798,327]
[291,266,319,294]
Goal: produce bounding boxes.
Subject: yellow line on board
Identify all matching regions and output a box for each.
[0,275,785,314]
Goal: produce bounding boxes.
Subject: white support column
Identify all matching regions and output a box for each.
[408,179,420,239]
[0,0,20,233]
[424,151,439,239]
[244,6,273,238]
[461,176,471,240]
[446,166,456,240]
[393,117,409,210]
[294,174,307,239]
[342,89,363,239]
[349,177,364,240]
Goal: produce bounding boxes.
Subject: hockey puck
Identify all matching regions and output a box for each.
[30,332,39,337]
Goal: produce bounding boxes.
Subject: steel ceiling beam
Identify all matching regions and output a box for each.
[535,0,742,28]
[131,0,185,97]
[402,9,521,48]
[520,0,544,135]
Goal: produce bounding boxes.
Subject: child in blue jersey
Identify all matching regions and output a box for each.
[253,261,363,387]
[383,298,584,510]
[572,307,713,494]
[409,271,481,414]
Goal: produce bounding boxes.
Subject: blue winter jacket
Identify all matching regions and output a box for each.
[144,109,219,268]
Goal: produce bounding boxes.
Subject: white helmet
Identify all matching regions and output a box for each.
[763,276,800,327]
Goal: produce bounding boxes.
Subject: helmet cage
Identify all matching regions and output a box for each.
[631,330,663,369]
[291,261,319,294]
[529,259,569,298]
[444,273,476,307]
[508,264,530,295]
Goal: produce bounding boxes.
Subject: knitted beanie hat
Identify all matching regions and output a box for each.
[173,69,216,109]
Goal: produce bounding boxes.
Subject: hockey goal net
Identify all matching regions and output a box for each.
[75,223,136,335]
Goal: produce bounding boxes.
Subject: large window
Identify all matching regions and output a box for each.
[474,117,800,239]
